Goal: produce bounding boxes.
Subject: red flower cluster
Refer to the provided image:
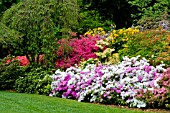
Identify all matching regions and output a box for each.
[6,56,29,66]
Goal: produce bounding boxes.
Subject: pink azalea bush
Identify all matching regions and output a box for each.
[50,56,166,108]
[136,68,170,108]
[56,35,100,70]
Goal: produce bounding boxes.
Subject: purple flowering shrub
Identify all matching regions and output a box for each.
[136,68,170,108]
[50,56,166,108]
[56,35,100,70]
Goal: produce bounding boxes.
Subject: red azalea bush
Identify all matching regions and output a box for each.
[6,54,45,66]
[56,35,100,70]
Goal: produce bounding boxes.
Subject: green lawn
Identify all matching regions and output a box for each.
[0,91,167,113]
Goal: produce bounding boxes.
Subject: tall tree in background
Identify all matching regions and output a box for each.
[56,0,79,36]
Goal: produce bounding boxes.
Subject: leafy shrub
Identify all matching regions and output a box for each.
[15,67,52,95]
[0,57,26,90]
[119,29,170,67]
[50,56,165,108]
[56,35,100,70]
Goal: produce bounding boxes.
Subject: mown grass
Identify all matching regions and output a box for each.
[0,91,167,113]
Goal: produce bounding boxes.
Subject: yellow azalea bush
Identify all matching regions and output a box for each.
[84,27,106,37]
[84,27,139,65]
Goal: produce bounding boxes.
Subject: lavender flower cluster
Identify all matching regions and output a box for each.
[50,56,165,108]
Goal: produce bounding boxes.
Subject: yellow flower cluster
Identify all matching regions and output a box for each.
[106,53,119,65]
[84,27,106,36]
[106,28,139,42]
[84,27,139,43]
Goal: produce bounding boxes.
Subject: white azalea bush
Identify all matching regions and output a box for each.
[50,56,166,108]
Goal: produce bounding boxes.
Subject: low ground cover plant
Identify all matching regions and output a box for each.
[50,56,169,108]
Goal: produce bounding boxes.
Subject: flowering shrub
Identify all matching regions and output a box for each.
[92,27,139,65]
[119,29,170,67]
[136,68,170,108]
[56,35,100,70]
[50,56,165,108]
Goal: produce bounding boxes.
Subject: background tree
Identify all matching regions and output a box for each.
[1,0,58,67]
[56,0,79,36]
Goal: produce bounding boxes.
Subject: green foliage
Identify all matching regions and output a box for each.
[78,10,112,34]
[118,30,170,66]
[77,0,113,34]
[0,22,23,58]
[79,0,138,29]
[0,0,22,16]
[0,57,26,90]
[56,0,79,36]
[15,67,52,95]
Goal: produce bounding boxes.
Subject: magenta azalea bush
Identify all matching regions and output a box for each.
[50,56,166,108]
[56,35,100,70]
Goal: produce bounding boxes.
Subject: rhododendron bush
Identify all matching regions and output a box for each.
[56,35,100,70]
[50,56,170,108]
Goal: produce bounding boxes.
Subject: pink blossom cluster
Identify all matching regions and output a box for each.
[56,35,100,70]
